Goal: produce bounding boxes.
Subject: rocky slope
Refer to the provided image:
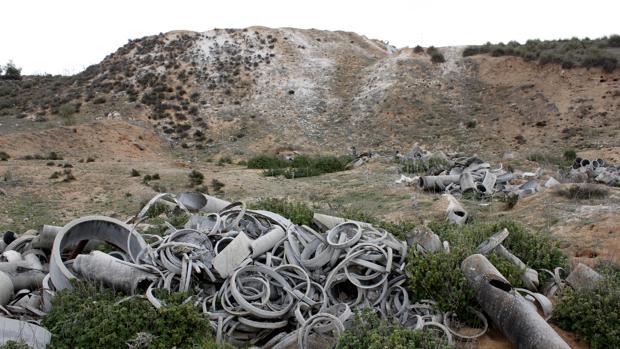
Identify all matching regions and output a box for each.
[1,27,618,160]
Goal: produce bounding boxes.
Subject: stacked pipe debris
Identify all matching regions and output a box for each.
[0,192,586,348]
[569,157,620,186]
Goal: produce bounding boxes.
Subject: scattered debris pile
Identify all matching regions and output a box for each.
[0,192,602,348]
[569,157,620,186]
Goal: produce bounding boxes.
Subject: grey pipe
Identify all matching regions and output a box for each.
[73,251,157,294]
[0,271,13,306]
[251,226,286,258]
[31,225,62,249]
[418,175,460,191]
[50,215,148,290]
[476,171,497,193]
[459,172,476,192]
[495,245,539,290]
[566,263,603,291]
[461,254,570,349]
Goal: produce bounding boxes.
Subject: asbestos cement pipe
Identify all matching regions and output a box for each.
[50,216,148,291]
[418,175,460,191]
[251,226,286,258]
[73,251,158,294]
[0,271,14,306]
[461,254,570,349]
[476,171,497,194]
[459,172,476,192]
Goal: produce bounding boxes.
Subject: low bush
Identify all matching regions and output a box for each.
[42,282,226,349]
[249,197,314,226]
[131,169,141,177]
[217,156,232,166]
[557,184,609,200]
[399,155,450,175]
[553,266,620,349]
[0,151,9,161]
[246,155,288,169]
[188,169,204,186]
[335,309,453,349]
[210,178,225,192]
[431,52,446,63]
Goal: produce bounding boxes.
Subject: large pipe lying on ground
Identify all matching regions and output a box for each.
[73,251,158,294]
[50,216,148,291]
[461,254,570,349]
[418,175,460,191]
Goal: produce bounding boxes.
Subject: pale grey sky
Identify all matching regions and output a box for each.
[2,0,619,75]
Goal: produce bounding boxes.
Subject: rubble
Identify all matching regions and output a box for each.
[0,192,602,348]
[569,157,620,186]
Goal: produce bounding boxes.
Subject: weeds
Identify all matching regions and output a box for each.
[557,184,609,200]
[399,155,450,175]
[249,198,314,226]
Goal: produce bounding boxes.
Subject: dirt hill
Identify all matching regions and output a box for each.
[1,27,618,160]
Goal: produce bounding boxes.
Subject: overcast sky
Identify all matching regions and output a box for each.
[3,0,619,75]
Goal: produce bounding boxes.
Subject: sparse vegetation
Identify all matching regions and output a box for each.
[217,156,232,166]
[463,36,620,72]
[557,184,609,200]
[249,198,314,226]
[336,309,453,349]
[399,155,450,175]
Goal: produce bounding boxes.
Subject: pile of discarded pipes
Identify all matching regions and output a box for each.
[0,192,602,348]
[397,147,563,200]
[568,156,620,186]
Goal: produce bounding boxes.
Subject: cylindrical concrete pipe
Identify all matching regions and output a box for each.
[50,216,148,290]
[461,254,570,349]
[476,171,497,194]
[418,175,460,191]
[251,226,286,258]
[0,271,14,306]
[459,172,476,192]
[73,251,158,294]
[31,225,62,249]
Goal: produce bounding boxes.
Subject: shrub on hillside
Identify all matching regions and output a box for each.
[431,52,446,63]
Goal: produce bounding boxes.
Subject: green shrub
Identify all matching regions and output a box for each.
[42,282,219,349]
[188,169,204,186]
[557,184,609,200]
[609,34,620,48]
[131,169,141,177]
[249,154,352,179]
[336,309,454,349]
[249,197,314,226]
[526,152,569,167]
[413,45,424,53]
[0,342,30,349]
[246,155,288,169]
[563,149,577,162]
[553,275,620,349]
[210,178,225,192]
[431,52,446,63]
[0,151,9,161]
[400,155,450,174]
